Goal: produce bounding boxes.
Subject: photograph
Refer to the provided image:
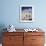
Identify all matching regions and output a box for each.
[20,5,34,22]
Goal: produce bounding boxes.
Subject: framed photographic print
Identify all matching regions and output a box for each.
[20,5,34,22]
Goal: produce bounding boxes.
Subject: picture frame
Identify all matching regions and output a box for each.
[20,5,34,22]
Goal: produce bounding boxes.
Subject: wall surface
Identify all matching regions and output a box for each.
[0,0,46,29]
